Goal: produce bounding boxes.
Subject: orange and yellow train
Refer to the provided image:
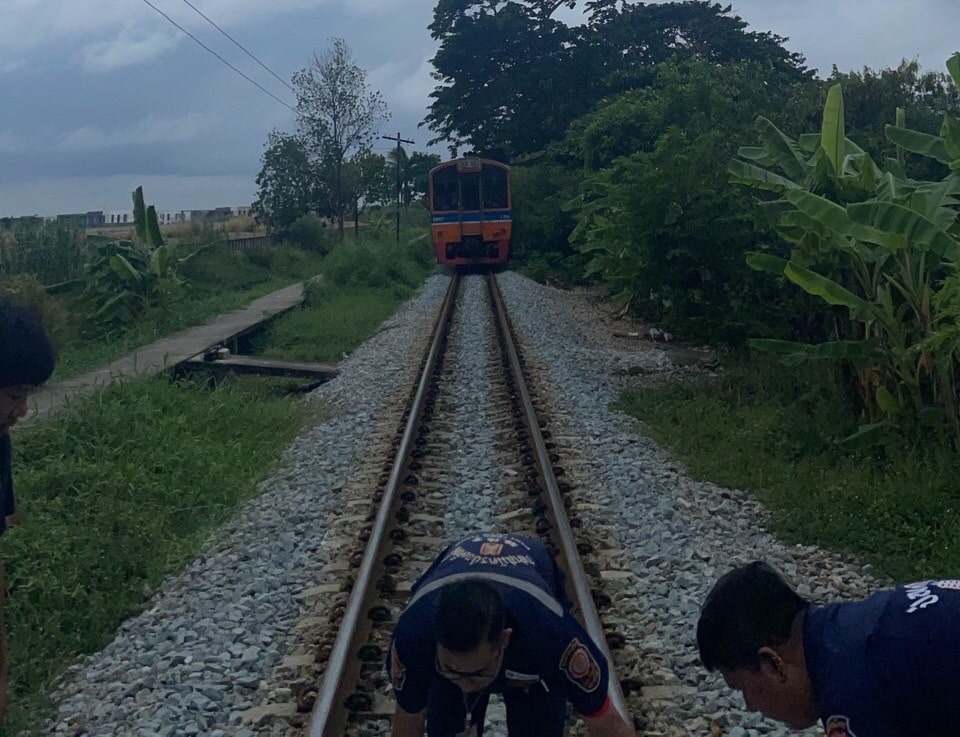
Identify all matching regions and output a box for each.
[428,157,511,268]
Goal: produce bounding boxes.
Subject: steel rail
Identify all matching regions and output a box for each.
[307,273,461,737]
[486,273,631,723]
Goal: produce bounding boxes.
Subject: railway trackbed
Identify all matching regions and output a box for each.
[249,272,645,736]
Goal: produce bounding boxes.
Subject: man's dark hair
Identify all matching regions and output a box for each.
[697,560,808,671]
[436,580,505,652]
[0,298,56,388]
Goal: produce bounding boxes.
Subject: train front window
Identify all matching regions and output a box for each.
[460,173,481,210]
[432,167,459,210]
[481,167,508,209]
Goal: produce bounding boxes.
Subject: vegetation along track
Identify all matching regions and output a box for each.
[258,273,643,736]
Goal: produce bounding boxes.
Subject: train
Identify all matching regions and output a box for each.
[428,157,512,268]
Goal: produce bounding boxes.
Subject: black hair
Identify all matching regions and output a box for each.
[0,297,57,388]
[436,580,505,652]
[697,560,808,671]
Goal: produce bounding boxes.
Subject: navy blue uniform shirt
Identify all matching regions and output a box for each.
[804,579,960,737]
[388,534,611,718]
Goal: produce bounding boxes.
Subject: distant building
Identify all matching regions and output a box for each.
[86,211,106,228]
[107,210,133,225]
[56,213,87,229]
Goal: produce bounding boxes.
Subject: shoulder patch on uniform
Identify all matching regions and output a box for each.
[559,638,601,693]
[390,643,407,692]
[826,715,857,737]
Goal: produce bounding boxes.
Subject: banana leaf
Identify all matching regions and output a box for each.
[756,117,810,183]
[109,254,143,283]
[784,189,852,236]
[884,126,953,164]
[729,159,798,192]
[821,84,846,173]
[745,252,788,275]
[784,261,870,313]
[847,201,960,260]
[947,52,960,92]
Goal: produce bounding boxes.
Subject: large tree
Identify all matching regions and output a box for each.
[293,38,390,237]
[252,130,325,232]
[425,0,812,159]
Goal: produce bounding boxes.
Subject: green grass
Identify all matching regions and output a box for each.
[1,376,326,735]
[254,229,436,363]
[617,360,960,583]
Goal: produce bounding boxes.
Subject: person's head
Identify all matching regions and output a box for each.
[434,580,511,693]
[0,297,56,431]
[697,561,817,729]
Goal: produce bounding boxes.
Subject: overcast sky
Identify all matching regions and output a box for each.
[0,0,957,217]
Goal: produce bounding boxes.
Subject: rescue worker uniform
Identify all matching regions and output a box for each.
[804,579,960,737]
[388,533,613,737]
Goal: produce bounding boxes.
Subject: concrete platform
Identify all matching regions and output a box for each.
[19,280,321,427]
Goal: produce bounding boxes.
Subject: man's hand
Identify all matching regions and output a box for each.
[583,702,636,737]
[391,706,426,737]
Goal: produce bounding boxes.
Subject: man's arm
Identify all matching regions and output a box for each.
[582,701,635,737]
[391,705,426,737]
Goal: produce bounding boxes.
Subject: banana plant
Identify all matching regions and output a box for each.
[732,59,960,445]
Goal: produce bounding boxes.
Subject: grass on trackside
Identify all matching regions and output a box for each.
[1,375,325,736]
[0,223,435,735]
[616,358,960,584]
[253,231,436,363]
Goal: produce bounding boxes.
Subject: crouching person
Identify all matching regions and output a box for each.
[387,533,634,737]
[697,560,960,737]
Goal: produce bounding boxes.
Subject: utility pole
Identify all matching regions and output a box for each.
[382,132,414,243]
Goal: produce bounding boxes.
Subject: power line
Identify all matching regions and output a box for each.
[179,0,295,93]
[138,0,295,111]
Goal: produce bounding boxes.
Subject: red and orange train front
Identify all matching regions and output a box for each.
[428,157,511,268]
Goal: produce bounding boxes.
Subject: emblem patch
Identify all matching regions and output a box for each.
[825,715,857,737]
[389,643,407,691]
[559,638,601,692]
[480,542,504,556]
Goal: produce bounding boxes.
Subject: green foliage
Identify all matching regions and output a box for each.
[0,274,73,348]
[253,130,324,232]
[286,213,334,254]
[617,361,960,581]
[567,59,821,343]
[426,0,813,158]
[509,162,585,284]
[732,59,960,442]
[320,229,433,300]
[292,38,390,234]
[0,221,86,285]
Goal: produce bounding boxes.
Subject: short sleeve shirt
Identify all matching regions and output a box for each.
[804,580,960,737]
[388,534,610,717]
[0,432,15,535]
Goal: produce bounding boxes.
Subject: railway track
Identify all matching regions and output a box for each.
[261,272,642,736]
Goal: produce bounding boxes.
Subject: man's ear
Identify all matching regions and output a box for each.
[500,628,513,649]
[757,646,786,681]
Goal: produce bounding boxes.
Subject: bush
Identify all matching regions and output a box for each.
[0,273,75,347]
[286,213,334,254]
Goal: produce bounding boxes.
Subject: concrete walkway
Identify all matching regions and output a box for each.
[21,281,308,427]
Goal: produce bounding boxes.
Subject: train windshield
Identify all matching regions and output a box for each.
[460,173,481,211]
[481,167,509,209]
[432,167,459,211]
